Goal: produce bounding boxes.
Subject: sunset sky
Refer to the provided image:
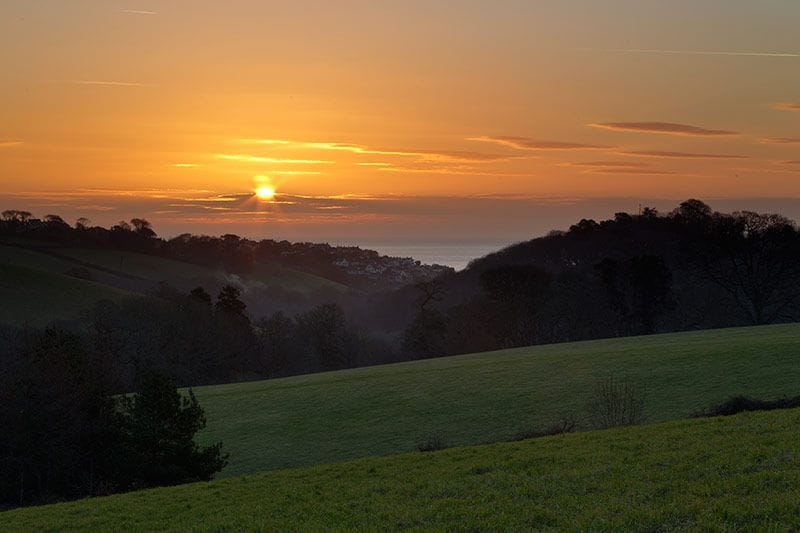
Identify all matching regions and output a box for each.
[1,0,799,244]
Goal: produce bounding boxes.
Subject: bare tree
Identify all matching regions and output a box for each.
[588,377,646,429]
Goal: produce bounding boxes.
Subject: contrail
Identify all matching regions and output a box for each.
[120,9,158,15]
[578,48,799,58]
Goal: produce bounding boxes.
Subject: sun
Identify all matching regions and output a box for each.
[255,186,276,200]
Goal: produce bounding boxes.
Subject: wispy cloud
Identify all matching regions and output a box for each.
[591,122,739,137]
[468,135,610,150]
[772,102,800,112]
[120,9,158,15]
[171,163,202,168]
[620,150,749,159]
[761,137,800,145]
[63,80,156,87]
[586,168,676,175]
[0,140,23,148]
[782,160,800,166]
[216,154,333,165]
[567,161,648,168]
[375,165,527,177]
[263,170,324,176]
[240,138,518,163]
[578,48,799,58]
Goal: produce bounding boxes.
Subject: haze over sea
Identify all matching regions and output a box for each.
[356,242,510,271]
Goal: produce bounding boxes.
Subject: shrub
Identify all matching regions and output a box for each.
[587,377,645,429]
[694,395,800,418]
[416,433,449,452]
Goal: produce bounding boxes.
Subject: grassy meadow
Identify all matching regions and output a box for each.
[193,323,800,477]
[4,408,799,530]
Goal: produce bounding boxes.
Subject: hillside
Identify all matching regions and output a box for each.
[193,323,800,477]
[0,241,347,325]
[0,263,131,326]
[4,408,799,530]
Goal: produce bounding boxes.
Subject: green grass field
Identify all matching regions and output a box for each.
[193,323,800,477]
[4,408,799,530]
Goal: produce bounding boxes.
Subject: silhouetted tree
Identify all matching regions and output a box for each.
[1,210,32,222]
[130,218,156,238]
[254,312,296,375]
[595,255,673,335]
[215,285,248,320]
[480,264,552,346]
[296,303,353,371]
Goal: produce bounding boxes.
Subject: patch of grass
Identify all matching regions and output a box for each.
[190,322,800,478]
[4,409,800,530]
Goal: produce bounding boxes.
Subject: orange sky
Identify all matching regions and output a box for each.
[1,1,799,242]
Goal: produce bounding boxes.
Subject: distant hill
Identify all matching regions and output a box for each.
[5,408,799,529]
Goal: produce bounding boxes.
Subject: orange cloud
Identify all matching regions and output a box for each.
[468,136,610,150]
[620,150,748,159]
[590,122,738,136]
[761,137,800,144]
[0,140,23,148]
[772,102,800,112]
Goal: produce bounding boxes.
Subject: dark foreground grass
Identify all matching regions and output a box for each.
[3,409,799,531]
[192,323,800,477]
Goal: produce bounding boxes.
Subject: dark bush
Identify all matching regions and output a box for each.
[694,395,800,418]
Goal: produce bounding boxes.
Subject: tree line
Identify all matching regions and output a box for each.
[392,200,800,359]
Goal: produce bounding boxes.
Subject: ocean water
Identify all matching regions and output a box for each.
[359,243,508,271]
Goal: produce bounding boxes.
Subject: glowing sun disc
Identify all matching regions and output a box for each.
[255,186,276,200]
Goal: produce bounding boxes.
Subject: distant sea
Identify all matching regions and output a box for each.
[357,243,509,271]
